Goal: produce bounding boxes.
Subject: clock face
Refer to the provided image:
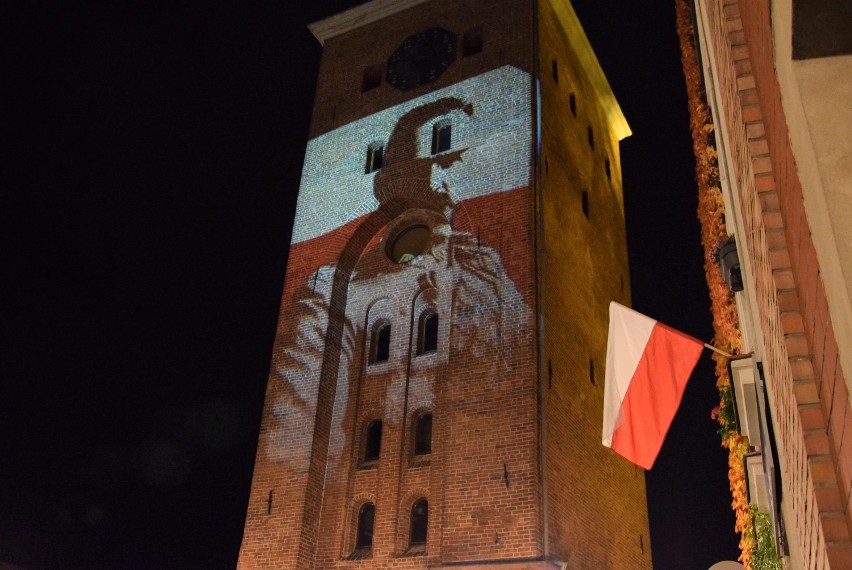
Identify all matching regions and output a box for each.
[386,27,457,91]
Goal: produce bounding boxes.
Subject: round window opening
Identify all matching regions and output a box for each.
[388,225,431,264]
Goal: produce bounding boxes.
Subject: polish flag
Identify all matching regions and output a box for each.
[603,302,704,469]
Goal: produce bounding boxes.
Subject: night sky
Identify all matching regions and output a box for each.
[4,1,739,568]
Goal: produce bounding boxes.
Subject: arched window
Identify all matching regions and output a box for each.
[417,311,439,355]
[431,121,451,154]
[356,503,375,550]
[410,499,428,546]
[370,321,391,364]
[414,413,432,456]
[364,419,383,462]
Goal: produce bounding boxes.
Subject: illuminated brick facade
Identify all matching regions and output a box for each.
[238,1,650,568]
[692,0,852,567]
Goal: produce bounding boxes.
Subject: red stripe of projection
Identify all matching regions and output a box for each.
[610,323,703,470]
[279,187,533,311]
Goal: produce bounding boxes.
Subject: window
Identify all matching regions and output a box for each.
[388,225,431,264]
[356,503,376,550]
[587,126,594,149]
[605,159,611,180]
[551,59,558,83]
[462,27,483,56]
[365,142,384,174]
[364,420,383,462]
[582,190,589,219]
[569,92,576,116]
[410,499,428,546]
[431,121,451,154]
[417,311,438,355]
[370,321,391,363]
[362,64,382,92]
[414,413,432,456]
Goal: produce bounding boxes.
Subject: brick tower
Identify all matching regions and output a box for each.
[238,1,650,568]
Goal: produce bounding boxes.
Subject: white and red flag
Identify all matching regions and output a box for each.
[603,301,705,469]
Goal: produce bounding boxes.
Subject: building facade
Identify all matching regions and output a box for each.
[238,1,649,568]
[691,0,852,567]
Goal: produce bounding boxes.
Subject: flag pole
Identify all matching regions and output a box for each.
[703,343,751,359]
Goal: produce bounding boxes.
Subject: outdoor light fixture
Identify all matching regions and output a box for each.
[719,238,744,292]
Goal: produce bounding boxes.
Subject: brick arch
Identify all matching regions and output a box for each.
[375,177,453,207]
[355,405,385,431]
[408,404,433,422]
[364,296,393,323]
[412,286,439,315]
[350,490,379,507]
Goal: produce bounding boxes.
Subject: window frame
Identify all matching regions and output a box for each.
[431,121,452,155]
[369,320,391,364]
[409,498,429,547]
[355,502,376,551]
[363,419,383,463]
[365,142,384,174]
[416,310,439,355]
[413,412,432,457]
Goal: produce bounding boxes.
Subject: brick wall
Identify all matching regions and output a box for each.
[238,1,648,568]
[537,1,651,567]
[700,0,852,566]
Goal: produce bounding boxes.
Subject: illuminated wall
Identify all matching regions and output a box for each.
[537,0,650,567]
[692,0,852,566]
[239,1,648,568]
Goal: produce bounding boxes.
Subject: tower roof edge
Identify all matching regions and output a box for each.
[550,0,631,140]
[309,0,432,45]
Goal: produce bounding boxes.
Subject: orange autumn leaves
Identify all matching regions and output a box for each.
[675,0,754,566]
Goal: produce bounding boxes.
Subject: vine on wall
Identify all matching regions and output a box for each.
[674,0,754,566]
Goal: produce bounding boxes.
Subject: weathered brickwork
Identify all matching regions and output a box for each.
[536,1,650,568]
[700,0,852,566]
[238,1,648,568]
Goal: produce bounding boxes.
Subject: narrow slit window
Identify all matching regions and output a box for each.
[417,312,439,354]
[364,420,383,462]
[431,122,451,154]
[582,190,589,219]
[569,92,576,116]
[356,503,375,550]
[587,126,595,149]
[410,499,428,546]
[365,143,384,174]
[605,159,611,180]
[462,27,483,56]
[414,413,432,456]
[552,59,558,83]
[362,65,382,92]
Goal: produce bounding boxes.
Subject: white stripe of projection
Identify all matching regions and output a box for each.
[291,65,532,245]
